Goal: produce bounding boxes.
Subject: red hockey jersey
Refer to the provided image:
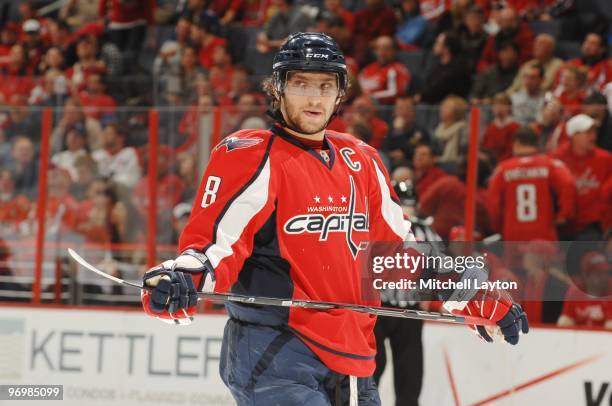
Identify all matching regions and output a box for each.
[487,154,576,241]
[179,125,409,376]
[552,145,612,232]
[358,62,411,105]
[561,285,612,327]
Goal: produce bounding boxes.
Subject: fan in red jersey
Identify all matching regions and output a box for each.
[488,126,576,242]
[358,36,411,105]
[552,114,612,240]
[140,32,528,406]
[558,251,612,328]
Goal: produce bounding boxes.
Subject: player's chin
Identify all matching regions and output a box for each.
[298,117,326,133]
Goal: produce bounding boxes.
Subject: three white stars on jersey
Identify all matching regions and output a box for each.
[313,195,347,203]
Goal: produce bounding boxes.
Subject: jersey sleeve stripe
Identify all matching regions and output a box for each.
[205,157,272,268]
[372,159,410,240]
[209,134,275,246]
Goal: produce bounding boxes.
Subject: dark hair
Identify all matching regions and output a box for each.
[496,40,520,54]
[585,31,608,48]
[513,127,539,147]
[104,123,127,138]
[442,31,461,57]
[583,92,607,106]
[528,63,545,79]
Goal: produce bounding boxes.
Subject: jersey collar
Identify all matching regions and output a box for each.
[270,125,336,170]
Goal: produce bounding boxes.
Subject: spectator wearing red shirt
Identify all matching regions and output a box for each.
[419,159,489,239]
[552,114,612,239]
[0,169,31,236]
[0,23,19,63]
[99,0,154,73]
[0,45,35,101]
[558,251,612,329]
[192,19,227,69]
[353,0,398,65]
[478,7,535,72]
[21,19,48,73]
[358,36,411,105]
[518,240,568,324]
[558,32,612,93]
[71,178,114,243]
[554,65,587,118]
[412,143,447,198]
[209,0,253,25]
[345,95,389,149]
[66,35,107,94]
[482,93,521,163]
[79,73,117,122]
[42,166,78,237]
[488,127,576,242]
[209,46,234,101]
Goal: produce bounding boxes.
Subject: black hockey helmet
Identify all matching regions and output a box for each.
[272,32,348,96]
[392,180,417,208]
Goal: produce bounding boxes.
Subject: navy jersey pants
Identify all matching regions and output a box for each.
[220,318,382,406]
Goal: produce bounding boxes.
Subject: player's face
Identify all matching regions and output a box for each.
[281,71,339,135]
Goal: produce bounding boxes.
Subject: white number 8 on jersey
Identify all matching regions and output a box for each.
[516,183,537,222]
[201,176,222,208]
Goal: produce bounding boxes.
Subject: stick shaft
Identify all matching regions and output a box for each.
[68,249,495,326]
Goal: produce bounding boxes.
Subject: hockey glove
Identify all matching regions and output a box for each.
[141,249,215,325]
[446,288,529,345]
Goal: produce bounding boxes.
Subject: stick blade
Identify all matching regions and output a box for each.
[67,248,143,289]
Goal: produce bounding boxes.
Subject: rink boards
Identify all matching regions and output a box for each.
[0,307,610,406]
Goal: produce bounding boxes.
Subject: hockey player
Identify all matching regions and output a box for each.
[140,33,529,405]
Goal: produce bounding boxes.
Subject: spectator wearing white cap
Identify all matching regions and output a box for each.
[21,18,46,73]
[552,114,612,240]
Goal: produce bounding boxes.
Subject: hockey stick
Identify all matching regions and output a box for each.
[67,248,496,326]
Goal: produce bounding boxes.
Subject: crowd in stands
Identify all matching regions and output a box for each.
[0,0,609,325]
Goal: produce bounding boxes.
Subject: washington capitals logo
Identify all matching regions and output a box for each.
[215,137,264,152]
[283,176,369,259]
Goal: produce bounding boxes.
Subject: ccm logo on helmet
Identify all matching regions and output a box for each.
[306,53,329,59]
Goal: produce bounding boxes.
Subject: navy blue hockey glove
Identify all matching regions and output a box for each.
[141,249,215,325]
[476,303,529,345]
